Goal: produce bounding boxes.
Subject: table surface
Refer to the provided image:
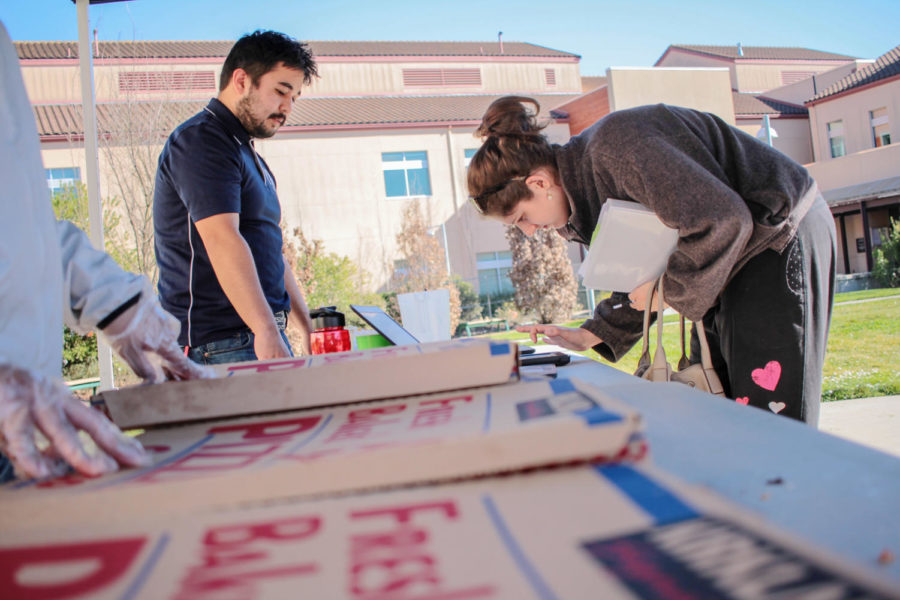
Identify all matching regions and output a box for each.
[552,353,900,583]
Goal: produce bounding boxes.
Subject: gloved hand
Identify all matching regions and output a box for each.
[0,364,152,479]
[101,284,214,384]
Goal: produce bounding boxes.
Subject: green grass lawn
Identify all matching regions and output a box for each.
[486,290,900,401]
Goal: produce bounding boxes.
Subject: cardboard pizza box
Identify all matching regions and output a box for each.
[0,378,645,532]
[2,463,897,599]
[97,339,519,429]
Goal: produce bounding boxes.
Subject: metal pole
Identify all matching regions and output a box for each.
[77,0,115,390]
[440,222,451,277]
[762,114,773,147]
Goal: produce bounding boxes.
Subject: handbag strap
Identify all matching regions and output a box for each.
[635,279,655,375]
[647,277,670,381]
[654,277,666,359]
[677,316,690,371]
[694,319,715,371]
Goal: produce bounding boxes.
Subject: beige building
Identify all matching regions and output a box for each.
[556,44,899,278]
[21,38,900,310]
[804,45,900,275]
[19,39,582,301]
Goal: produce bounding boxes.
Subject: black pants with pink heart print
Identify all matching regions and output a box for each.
[691,195,836,425]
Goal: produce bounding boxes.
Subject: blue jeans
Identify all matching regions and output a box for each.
[0,454,14,484]
[187,312,293,365]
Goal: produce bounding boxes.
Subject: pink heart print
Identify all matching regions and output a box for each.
[735,397,750,405]
[751,361,782,391]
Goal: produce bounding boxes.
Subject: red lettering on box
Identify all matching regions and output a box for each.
[176,517,321,598]
[323,404,407,444]
[207,415,323,439]
[205,516,321,546]
[347,508,495,599]
[227,357,308,374]
[0,537,146,599]
[418,395,473,410]
[137,440,284,483]
[351,500,459,524]
[34,473,87,489]
[349,404,406,422]
[412,395,473,429]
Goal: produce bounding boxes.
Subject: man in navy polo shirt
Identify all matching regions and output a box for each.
[154,31,316,364]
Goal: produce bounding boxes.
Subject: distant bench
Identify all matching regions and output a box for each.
[66,376,101,396]
[463,318,510,337]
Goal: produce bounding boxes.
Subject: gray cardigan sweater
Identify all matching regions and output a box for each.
[555,104,817,362]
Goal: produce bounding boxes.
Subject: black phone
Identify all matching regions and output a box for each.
[519,346,537,355]
[520,352,571,367]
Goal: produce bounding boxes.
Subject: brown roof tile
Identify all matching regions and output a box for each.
[808,45,900,103]
[660,44,856,62]
[732,92,807,117]
[16,39,578,60]
[33,94,580,137]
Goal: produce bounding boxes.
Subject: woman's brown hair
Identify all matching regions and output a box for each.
[467,96,556,217]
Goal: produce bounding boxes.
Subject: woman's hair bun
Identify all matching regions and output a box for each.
[475,96,546,139]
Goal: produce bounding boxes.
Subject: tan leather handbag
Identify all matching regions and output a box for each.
[634,277,725,396]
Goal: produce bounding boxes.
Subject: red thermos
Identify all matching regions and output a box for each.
[309,306,351,355]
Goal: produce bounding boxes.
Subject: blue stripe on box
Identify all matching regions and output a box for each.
[483,393,493,432]
[575,407,623,426]
[120,534,170,600]
[482,494,559,600]
[549,379,576,394]
[489,342,511,355]
[595,464,700,525]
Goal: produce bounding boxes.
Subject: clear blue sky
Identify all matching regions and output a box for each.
[2,0,898,75]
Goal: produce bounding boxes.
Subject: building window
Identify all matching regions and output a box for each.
[45,167,81,196]
[870,107,891,148]
[544,69,557,86]
[382,151,432,197]
[464,148,478,169]
[402,68,481,88]
[827,120,845,158]
[477,251,514,296]
[119,71,216,93]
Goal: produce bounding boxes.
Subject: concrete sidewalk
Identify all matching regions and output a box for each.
[819,395,900,458]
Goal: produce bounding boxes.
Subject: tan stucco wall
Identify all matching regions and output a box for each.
[733,63,847,94]
[21,59,581,104]
[763,61,874,106]
[807,79,900,163]
[735,117,812,165]
[654,51,737,89]
[250,121,573,292]
[805,142,900,191]
[607,67,735,124]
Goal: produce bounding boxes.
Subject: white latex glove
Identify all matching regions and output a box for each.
[0,364,151,479]
[101,285,214,384]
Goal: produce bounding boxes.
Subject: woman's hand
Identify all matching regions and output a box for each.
[628,279,667,312]
[515,324,601,351]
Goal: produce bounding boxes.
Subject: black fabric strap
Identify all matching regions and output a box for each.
[97,292,141,330]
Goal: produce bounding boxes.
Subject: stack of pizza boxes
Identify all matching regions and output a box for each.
[1,340,896,598]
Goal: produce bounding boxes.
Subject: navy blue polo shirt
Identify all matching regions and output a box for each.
[153,98,289,347]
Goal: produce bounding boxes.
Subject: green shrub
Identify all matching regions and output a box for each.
[61,326,98,380]
[872,218,900,288]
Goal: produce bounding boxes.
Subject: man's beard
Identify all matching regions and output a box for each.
[235,92,285,139]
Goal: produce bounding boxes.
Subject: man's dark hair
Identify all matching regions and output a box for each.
[219,30,318,91]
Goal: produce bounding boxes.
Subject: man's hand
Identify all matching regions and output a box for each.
[252,326,292,361]
[102,286,214,383]
[0,365,152,479]
[515,324,602,351]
